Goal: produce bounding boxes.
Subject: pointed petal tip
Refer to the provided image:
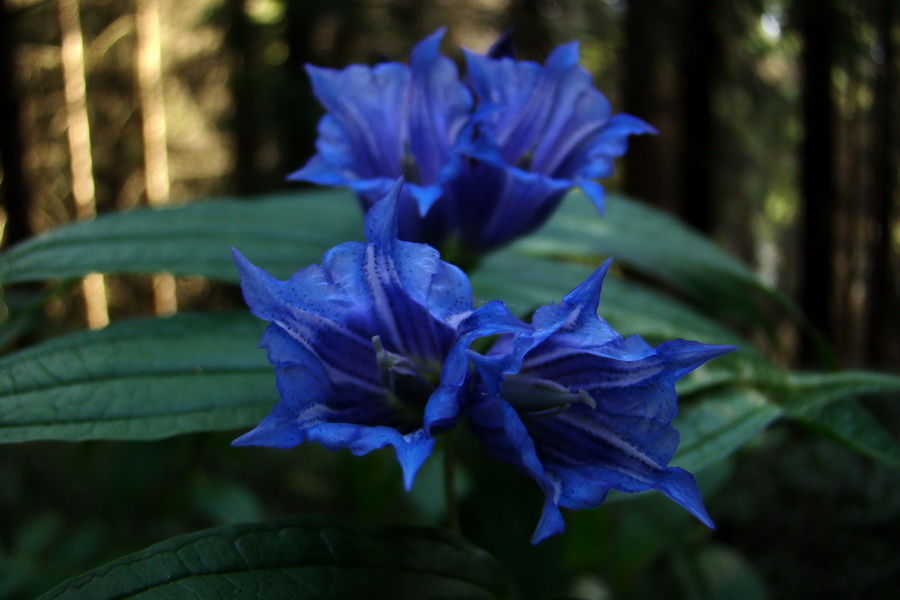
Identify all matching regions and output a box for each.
[656,467,715,529]
[562,258,613,309]
[546,40,581,70]
[529,497,566,544]
[607,112,658,137]
[231,247,262,282]
[230,430,258,447]
[231,421,301,450]
[395,431,436,490]
[364,178,405,246]
[661,340,738,366]
[578,178,606,214]
[410,29,447,67]
[284,167,305,182]
[487,28,515,59]
[231,247,277,289]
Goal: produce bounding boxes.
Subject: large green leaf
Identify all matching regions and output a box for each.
[675,388,782,472]
[514,192,795,327]
[798,399,900,466]
[38,517,509,600]
[674,370,900,472]
[774,370,900,417]
[0,311,272,442]
[0,189,363,285]
[0,188,790,333]
[472,253,752,350]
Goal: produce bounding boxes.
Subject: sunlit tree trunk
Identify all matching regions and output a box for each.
[0,0,32,248]
[135,0,176,315]
[59,0,109,329]
[798,0,837,364]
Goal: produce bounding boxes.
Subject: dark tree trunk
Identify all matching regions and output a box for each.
[506,0,555,61]
[621,0,667,209]
[225,0,261,195]
[798,0,837,364]
[678,0,717,233]
[867,0,897,368]
[0,0,33,247]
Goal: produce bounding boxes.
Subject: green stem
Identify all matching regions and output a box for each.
[443,432,460,533]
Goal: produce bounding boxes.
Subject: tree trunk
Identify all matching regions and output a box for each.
[867,0,897,368]
[59,0,109,328]
[506,0,555,61]
[621,0,668,209]
[0,0,32,248]
[678,0,717,233]
[225,0,260,195]
[798,0,837,364]
[135,0,176,314]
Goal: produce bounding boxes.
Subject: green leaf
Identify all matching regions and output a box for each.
[677,544,771,600]
[798,399,900,466]
[774,370,900,417]
[675,388,782,473]
[37,516,509,600]
[515,192,795,328]
[0,312,273,442]
[674,369,900,471]
[472,252,752,349]
[0,188,789,334]
[0,189,363,285]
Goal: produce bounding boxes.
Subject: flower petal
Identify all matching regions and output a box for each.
[445,162,572,250]
[464,49,549,164]
[469,261,735,539]
[425,300,531,432]
[232,181,484,489]
[466,392,566,544]
[520,404,713,527]
[407,29,473,186]
[307,423,435,490]
[289,62,409,187]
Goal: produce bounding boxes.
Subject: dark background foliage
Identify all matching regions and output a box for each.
[0,0,897,598]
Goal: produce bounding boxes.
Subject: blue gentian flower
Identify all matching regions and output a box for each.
[467,260,736,543]
[231,181,522,488]
[289,29,473,246]
[290,30,653,256]
[454,43,656,250]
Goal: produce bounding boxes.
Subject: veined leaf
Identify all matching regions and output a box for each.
[38,516,509,600]
[0,312,273,442]
[675,387,782,473]
[675,369,900,471]
[472,253,752,349]
[798,399,900,466]
[513,192,796,328]
[0,188,790,333]
[0,189,363,285]
[774,370,900,417]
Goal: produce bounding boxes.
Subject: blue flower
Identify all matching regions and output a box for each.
[454,43,656,250]
[290,30,653,255]
[467,260,736,543]
[288,29,473,246]
[231,181,521,488]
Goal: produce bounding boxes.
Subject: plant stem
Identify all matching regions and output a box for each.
[443,432,460,533]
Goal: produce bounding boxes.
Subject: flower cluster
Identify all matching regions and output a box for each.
[233,32,734,543]
[290,29,655,256]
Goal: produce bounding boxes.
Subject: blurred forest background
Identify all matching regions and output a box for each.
[1,0,897,369]
[0,0,898,599]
